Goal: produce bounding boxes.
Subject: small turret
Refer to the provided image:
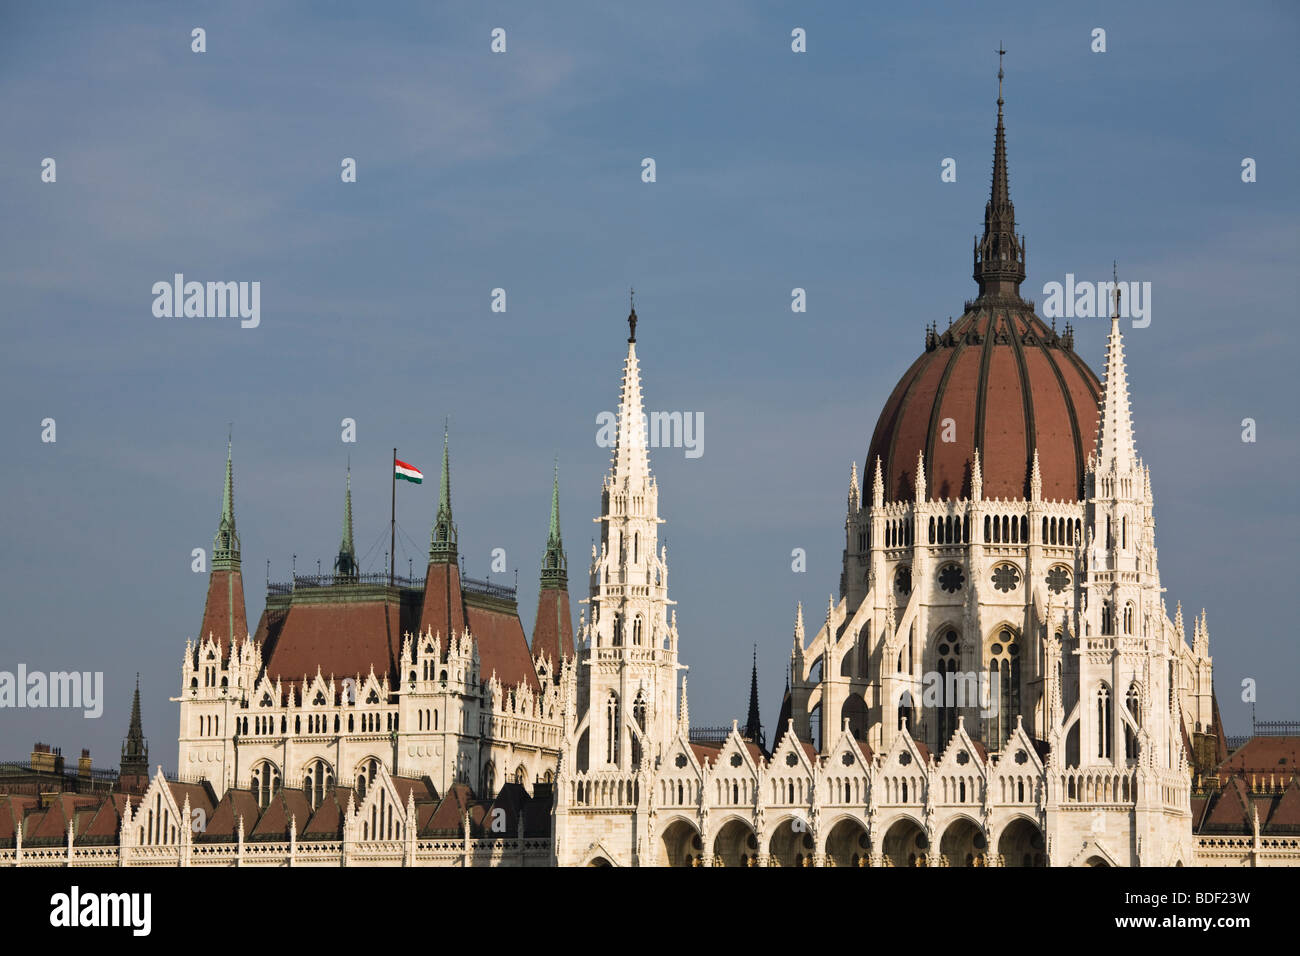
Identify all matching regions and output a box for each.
[429,426,458,562]
[120,674,148,779]
[333,466,358,580]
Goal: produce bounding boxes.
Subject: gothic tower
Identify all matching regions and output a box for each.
[574,304,680,771]
[121,674,149,779]
[334,466,358,581]
[418,428,467,641]
[197,440,248,653]
[532,462,574,681]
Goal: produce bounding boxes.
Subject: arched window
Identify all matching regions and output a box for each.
[250,760,280,809]
[1123,602,1134,634]
[633,615,643,645]
[1125,683,1142,759]
[937,629,961,747]
[355,758,379,799]
[633,532,639,564]
[987,629,1021,749]
[898,691,915,732]
[630,692,647,766]
[1097,684,1113,759]
[1121,516,1127,549]
[613,614,624,647]
[303,758,334,811]
[605,692,620,765]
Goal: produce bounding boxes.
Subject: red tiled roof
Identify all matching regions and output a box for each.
[1215,736,1300,781]
[468,603,540,693]
[264,597,412,693]
[423,783,474,835]
[199,569,248,653]
[531,587,574,667]
[689,743,722,768]
[1267,777,1300,828]
[419,561,467,644]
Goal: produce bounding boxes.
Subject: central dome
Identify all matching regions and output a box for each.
[866,73,1102,504]
[867,303,1100,502]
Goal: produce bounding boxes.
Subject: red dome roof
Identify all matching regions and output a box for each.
[866,303,1101,503]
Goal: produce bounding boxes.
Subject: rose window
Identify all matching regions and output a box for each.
[991,564,1021,593]
[1046,566,1070,594]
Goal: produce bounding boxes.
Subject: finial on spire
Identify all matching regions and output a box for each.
[997,44,1006,106]
[628,288,637,343]
[974,47,1025,300]
[1112,260,1122,321]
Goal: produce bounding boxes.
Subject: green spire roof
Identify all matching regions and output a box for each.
[212,440,241,571]
[334,466,357,579]
[540,459,567,589]
[429,426,458,562]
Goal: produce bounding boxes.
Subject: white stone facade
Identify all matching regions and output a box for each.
[175,630,563,803]
[554,312,1224,868]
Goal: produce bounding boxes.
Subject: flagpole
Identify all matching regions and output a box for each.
[390,447,397,587]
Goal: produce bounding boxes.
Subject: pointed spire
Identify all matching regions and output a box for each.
[872,456,884,508]
[1094,267,1138,477]
[539,458,568,589]
[1174,601,1185,638]
[334,466,357,579]
[213,439,241,570]
[120,673,148,777]
[973,47,1026,300]
[914,449,926,502]
[971,448,983,501]
[429,425,458,561]
[793,602,805,650]
[609,305,651,490]
[743,645,764,750]
[678,678,689,733]
[848,461,860,512]
[1030,447,1042,501]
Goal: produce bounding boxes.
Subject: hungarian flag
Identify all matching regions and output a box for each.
[395,459,423,484]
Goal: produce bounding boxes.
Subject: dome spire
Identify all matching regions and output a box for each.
[974,46,1026,300]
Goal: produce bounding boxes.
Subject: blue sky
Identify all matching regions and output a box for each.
[1,1,1297,769]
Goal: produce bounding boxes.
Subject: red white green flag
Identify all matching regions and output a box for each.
[394,459,423,483]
